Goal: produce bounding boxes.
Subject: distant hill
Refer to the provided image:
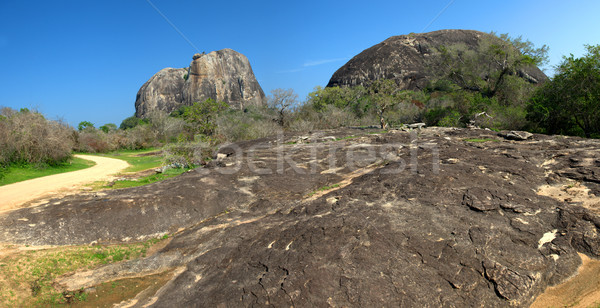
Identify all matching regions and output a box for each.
[327,29,547,90]
[134,49,266,118]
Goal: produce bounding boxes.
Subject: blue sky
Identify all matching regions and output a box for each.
[0,0,598,127]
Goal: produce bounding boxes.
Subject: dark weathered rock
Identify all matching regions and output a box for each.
[135,49,266,118]
[1,128,599,307]
[327,29,548,90]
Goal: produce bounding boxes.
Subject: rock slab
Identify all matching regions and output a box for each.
[2,128,600,307]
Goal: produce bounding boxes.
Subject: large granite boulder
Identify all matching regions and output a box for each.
[327,29,548,90]
[3,128,600,306]
[135,49,266,118]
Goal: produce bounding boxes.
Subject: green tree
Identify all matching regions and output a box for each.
[183,99,229,136]
[528,44,600,137]
[77,121,95,131]
[119,115,148,130]
[434,32,548,101]
[99,123,117,133]
[427,32,549,130]
[307,86,369,117]
[367,79,411,129]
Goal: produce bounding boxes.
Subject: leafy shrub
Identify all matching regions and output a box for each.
[119,115,148,130]
[438,110,462,127]
[179,99,229,136]
[99,123,117,133]
[75,130,112,153]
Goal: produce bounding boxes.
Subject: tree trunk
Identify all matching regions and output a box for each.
[379,115,387,129]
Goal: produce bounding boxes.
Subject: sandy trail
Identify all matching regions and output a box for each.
[533,167,600,307]
[0,154,129,213]
[531,253,600,307]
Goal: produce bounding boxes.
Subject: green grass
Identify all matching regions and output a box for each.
[85,148,194,190]
[463,138,500,143]
[334,135,358,141]
[100,168,189,190]
[307,183,342,197]
[0,157,96,186]
[87,148,163,173]
[0,236,167,306]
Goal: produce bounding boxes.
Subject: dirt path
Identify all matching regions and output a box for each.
[0,155,129,213]
[531,253,600,307]
[533,171,600,307]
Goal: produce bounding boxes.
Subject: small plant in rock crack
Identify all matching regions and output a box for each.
[307,183,341,197]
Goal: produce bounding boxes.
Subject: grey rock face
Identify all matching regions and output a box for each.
[327,29,548,90]
[502,130,534,141]
[135,49,266,118]
[134,68,187,118]
[2,128,600,307]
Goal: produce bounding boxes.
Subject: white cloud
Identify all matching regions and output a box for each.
[278,57,350,74]
[303,57,349,67]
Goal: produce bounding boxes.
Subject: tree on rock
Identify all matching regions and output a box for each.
[367,79,411,129]
[528,44,600,137]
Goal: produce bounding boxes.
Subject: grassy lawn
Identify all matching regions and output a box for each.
[83,148,192,190]
[0,157,96,186]
[86,148,164,173]
[0,236,168,307]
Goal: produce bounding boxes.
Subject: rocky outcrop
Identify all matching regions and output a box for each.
[327,29,548,90]
[135,49,266,118]
[134,68,188,118]
[2,128,600,306]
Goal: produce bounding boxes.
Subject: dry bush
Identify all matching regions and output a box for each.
[74,113,187,153]
[386,103,424,127]
[145,111,187,143]
[287,119,315,132]
[162,141,213,166]
[0,107,74,167]
[291,105,371,130]
[122,125,160,150]
[216,108,281,141]
[75,130,112,153]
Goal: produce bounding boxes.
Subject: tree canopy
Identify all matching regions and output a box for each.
[181,99,229,136]
[528,44,600,137]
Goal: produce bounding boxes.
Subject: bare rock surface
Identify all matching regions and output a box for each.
[1,128,600,307]
[327,29,548,90]
[135,49,266,118]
